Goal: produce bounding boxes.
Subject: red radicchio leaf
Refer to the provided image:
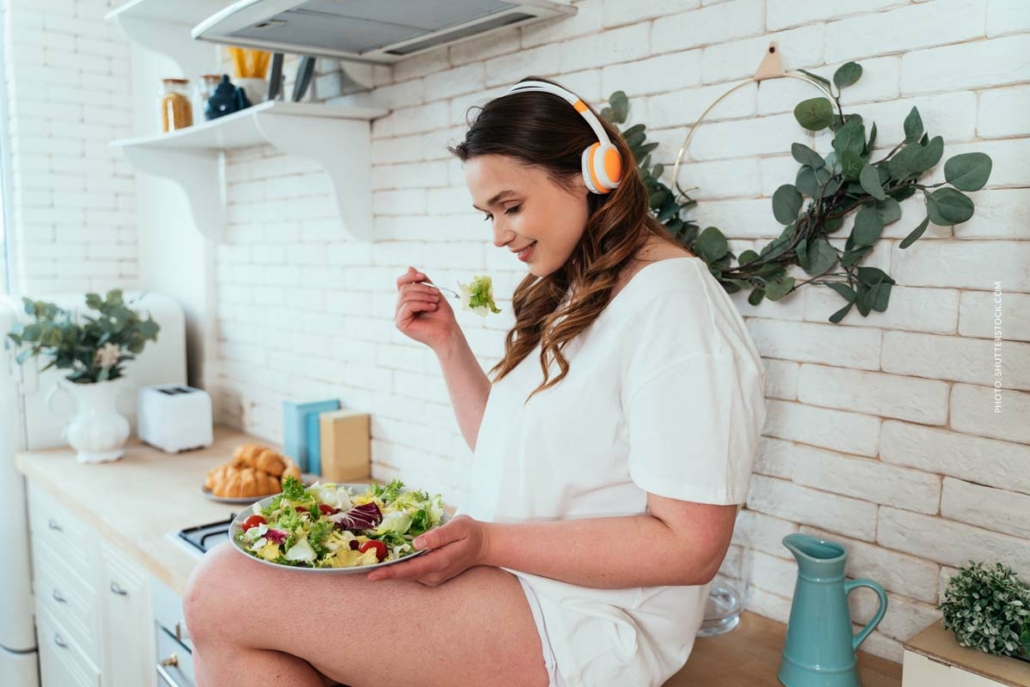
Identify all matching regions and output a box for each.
[328,502,382,532]
[265,529,288,544]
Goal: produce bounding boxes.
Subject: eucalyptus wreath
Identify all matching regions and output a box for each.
[601,60,994,323]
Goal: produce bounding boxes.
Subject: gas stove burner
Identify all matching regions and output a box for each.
[178,515,236,555]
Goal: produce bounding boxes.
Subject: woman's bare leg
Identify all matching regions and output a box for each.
[183,541,551,687]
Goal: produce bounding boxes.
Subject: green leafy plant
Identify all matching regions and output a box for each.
[939,561,1030,661]
[4,290,160,384]
[601,60,994,323]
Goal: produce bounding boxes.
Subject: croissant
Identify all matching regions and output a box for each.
[205,444,304,498]
[232,443,289,477]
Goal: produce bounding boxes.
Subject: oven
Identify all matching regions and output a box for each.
[154,515,236,686]
[152,575,195,687]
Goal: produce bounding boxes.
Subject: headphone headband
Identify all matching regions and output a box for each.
[501,79,623,194]
[504,80,614,148]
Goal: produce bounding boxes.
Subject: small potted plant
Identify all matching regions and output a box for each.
[5,290,160,463]
[939,560,1030,663]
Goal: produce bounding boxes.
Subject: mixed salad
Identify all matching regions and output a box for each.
[458,275,501,317]
[235,476,446,569]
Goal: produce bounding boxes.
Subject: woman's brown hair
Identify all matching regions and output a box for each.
[448,76,683,402]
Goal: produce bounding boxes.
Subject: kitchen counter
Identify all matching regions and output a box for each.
[668,611,902,686]
[17,426,902,685]
[14,426,374,595]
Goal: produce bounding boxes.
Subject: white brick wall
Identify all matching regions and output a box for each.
[1,0,138,294]
[68,0,1024,666]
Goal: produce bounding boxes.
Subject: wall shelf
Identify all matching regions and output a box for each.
[106,0,229,77]
[111,101,388,242]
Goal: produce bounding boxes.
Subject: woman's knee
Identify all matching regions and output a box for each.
[182,541,243,644]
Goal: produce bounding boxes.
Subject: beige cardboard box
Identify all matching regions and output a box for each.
[319,410,370,482]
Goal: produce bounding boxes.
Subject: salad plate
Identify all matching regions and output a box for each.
[230,477,449,574]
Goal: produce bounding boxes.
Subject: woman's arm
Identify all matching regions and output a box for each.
[481,495,739,588]
[434,328,492,453]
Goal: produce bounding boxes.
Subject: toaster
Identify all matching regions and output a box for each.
[138,384,214,453]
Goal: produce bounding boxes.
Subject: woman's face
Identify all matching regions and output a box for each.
[465,154,590,277]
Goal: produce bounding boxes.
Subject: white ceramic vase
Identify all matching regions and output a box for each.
[47,377,130,464]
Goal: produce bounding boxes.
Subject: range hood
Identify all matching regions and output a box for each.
[192,0,576,64]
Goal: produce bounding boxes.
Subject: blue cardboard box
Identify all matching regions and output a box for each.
[283,399,340,473]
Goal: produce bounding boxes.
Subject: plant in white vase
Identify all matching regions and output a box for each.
[4,290,160,463]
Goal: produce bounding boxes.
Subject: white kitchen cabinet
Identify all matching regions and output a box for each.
[903,620,1030,687]
[36,605,101,687]
[28,483,155,687]
[100,540,156,687]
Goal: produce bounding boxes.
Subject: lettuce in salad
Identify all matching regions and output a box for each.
[235,477,446,569]
[458,275,501,317]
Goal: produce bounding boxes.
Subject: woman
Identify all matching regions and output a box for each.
[183,76,767,687]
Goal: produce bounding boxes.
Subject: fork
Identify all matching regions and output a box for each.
[420,280,461,299]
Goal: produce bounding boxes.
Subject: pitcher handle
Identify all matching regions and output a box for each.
[845,578,888,651]
[46,381,71,415]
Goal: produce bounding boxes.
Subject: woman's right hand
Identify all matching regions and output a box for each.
[395,266,459,353]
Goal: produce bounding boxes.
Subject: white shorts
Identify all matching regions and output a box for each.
[517,576,567,687]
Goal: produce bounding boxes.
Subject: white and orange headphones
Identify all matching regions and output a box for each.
[503,80,624,195]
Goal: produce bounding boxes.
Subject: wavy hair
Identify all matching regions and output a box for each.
[448,76,683,402]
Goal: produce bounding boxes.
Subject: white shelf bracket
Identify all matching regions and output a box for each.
[119,146,224,242]
[114,15,218,78]
[254,112,374,242]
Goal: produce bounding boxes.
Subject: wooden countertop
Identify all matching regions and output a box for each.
[17,427,903,685]
[15,426,360,595]
[905,620,1030,686]
[665,611,902,686]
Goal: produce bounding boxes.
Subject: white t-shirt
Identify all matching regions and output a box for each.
[455,256,767,686]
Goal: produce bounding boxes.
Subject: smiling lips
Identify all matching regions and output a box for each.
[511,240,537,254]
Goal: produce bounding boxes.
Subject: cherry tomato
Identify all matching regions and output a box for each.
[241,515,266,531]
[318,504,339,516]
[359,540,387,562]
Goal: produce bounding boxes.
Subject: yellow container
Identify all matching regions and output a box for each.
[318,410,370,482]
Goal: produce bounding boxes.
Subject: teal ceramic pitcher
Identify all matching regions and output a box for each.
[778,533,888,687]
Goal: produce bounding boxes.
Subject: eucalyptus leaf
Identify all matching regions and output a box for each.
[899,216,930,249]
[765,276,796,301]
[840,150,866,180]
[791,142,825,169]
[833,62,863,89]
[748,288,766,306]
[852,206,884,246]
[859,163,886,200]
[796,166,820,197]
[903,106,924,143]
[738,250,760,265]
[874,197,902,225]
[773,185,803,225]
[833,119,866,157]
[794,98,835,131]
[695,226,729,262]
[927,187,974,225]
[911,135,944,175]
[945,152,993,192]
[805,238,837,277]
[829,301,853,324]
[824,282,857,303]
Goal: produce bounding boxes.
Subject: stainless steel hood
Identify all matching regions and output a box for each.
[191,0,576,64]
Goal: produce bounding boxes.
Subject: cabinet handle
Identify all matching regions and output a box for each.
[47,519,62,532]
[52,589,66,604]
[160,653,179,668]
[109,581,128,596]
[156,659,184,687]
[53,633,68,649]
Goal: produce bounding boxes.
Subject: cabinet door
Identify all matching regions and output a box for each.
[99,541,155,687]
[37,605,101,687]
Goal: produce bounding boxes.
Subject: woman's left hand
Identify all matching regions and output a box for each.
[365,515,491,586]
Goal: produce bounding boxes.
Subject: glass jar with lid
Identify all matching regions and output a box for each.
[159,78,193,132]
